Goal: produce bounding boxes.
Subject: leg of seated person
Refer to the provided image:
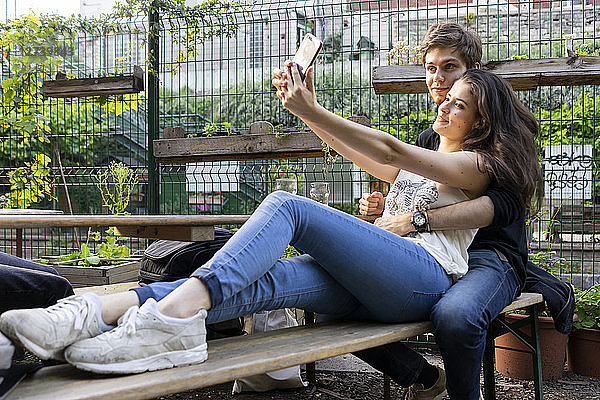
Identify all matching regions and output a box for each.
[313,311,430,389]
[431,249,520,400]
[353,342,427,388]
[170,192,450,322]
[0,250,63,275]
[127,191,449,323]
[5,192,452,372]
[64,254,364,373]
[0,264,74,314]
[1,253,362,363]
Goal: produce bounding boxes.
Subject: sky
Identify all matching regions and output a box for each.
[6,0,81,18]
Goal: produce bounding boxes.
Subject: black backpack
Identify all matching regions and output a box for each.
[138,227,234,284]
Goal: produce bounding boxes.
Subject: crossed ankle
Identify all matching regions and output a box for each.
[82,293,113,332]
[157,302,202,320]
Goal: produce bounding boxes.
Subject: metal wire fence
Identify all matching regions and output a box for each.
[0,1,599,288]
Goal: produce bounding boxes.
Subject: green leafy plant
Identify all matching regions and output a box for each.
[0,153,53,208]
[94,228,132,260]
[44,163,139,267]
[527,210,568,277]
[386,41,421,65]
[201,121,233,137]
[573,284,600,330]
[45,227,132,267]
[281,245,301,259]
[267,161,304,193]
[465,12,476,27]
[95,161,138,215]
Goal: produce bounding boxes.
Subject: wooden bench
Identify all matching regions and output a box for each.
[6,283,544,400]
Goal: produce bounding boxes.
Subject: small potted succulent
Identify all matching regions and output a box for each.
[567,284,600,377]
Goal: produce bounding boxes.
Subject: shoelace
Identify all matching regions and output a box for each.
[108,305,140,338]
[404,384,424,400]
[46,296,94,331]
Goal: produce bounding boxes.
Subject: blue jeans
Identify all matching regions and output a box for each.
[134,191,452,325]
[0,251,74,313]
[354,248,521,399]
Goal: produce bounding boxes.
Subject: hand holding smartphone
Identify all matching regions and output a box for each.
[292,33,323,82]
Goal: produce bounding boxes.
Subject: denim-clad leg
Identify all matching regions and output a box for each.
[134,254,364,323]
[431,249,520,400]
[351,249,520,395]
[133,191,452,387]
[314,313,425,387]
[189,191,452,323]
[136,191,452,323]
[0,251,74,313]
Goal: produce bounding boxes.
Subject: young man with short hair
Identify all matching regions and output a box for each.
[356,22,529,400]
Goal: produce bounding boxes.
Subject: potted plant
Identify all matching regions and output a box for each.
[39,162,141,287]
[39,228,140,287]
[567,284,600,377]
[494,307,569,381]
[494,222,571,381]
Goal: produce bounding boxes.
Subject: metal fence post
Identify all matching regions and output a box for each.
[147,0,160,215]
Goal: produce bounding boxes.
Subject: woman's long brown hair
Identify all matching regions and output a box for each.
[459,69,543,216]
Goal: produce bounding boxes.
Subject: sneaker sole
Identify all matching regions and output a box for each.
[66,343,208,374]
[12,331,65,361]
[433,390,447,400]
[1,316,64,361]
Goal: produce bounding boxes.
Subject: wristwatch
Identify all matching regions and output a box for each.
[411,210,430,233]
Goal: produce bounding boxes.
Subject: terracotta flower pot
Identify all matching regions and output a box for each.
[495,313,568,381]
[567,327,600,377]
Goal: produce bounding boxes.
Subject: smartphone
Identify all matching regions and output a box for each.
[292,33,323,82]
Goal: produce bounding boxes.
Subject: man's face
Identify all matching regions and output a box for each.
[424,47,469,105]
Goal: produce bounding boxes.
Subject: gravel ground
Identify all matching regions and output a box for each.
[156,348,600,400]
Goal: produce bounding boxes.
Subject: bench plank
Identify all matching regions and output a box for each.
[113,225,214,241]
[73,282,140,296]
[0,215,251,229]
[501,293,543,314]
[7,321,432,400]
[7,287,542,400]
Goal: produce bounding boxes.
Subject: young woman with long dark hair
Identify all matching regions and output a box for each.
[0,68,541,378]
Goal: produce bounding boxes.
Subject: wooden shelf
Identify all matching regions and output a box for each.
[372,56,600,94]
[42,66,144,98]
[153,131,326,163]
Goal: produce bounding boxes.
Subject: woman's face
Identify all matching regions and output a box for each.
[432,80,480,144]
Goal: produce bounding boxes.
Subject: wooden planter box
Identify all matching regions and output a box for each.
[154,131,326,163]
[372,56,600,94]
[42,66,144,98]
[41,257,141,288]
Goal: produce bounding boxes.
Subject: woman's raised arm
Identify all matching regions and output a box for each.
[273,66,400,183]
[276,63,489,196]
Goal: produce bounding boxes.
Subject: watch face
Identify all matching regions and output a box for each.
[414,215,426,226]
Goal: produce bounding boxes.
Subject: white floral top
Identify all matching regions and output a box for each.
[383,169,478,279]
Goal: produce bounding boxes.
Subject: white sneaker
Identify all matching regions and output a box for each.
[0,332,15,369]
[64,298,208,374]
[0,294,104,360]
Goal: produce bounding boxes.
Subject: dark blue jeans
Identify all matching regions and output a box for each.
[354,249,520,400]
[0,251,74,313]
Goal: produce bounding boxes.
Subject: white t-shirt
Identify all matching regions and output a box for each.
[382,169,477,280]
